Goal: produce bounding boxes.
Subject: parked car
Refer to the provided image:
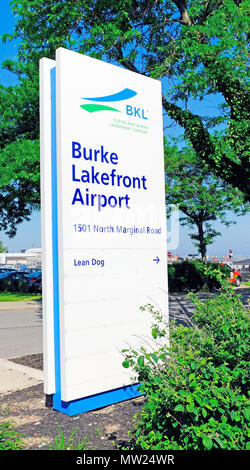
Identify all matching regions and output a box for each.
[0,272,9,289]
[0,272,14,291]
[0,271,30,292]
[0,268,17,273]
[25,271,42,292]
[30,278,42,293]
[220,263,241,287]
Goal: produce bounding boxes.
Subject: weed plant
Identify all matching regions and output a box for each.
[49,425,88,450]
[0,422,25,450]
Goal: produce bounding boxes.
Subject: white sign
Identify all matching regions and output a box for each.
[40,48,168,415]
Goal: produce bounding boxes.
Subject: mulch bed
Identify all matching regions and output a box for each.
[1,354,143,451]
[11,353,43,371]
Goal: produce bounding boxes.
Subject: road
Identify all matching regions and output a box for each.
[0,287,249,359]
[0,302,42,358]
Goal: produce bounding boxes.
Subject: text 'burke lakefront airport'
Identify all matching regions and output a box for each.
[71,141,149,211]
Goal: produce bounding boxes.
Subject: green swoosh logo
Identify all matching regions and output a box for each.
[80,104,121,113]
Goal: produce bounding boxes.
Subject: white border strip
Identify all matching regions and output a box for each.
[39,57,56,394]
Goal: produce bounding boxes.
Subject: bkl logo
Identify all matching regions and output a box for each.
[126,105,148,120]
[80,88,148,120]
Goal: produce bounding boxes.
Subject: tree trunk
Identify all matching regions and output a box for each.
[197,221,207,264]
[196,220,210,291]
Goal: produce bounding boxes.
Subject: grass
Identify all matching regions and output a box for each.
[0,292,42,302]
[242,281,250,287]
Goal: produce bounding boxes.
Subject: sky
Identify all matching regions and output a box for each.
[0,0,249,257]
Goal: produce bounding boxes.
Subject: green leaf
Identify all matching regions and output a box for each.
[202,436,213,450]
[214,437,225,449]
[242,407,250,422]
[152,328,158,339]
[150,353,158,363]
[137,356,145,368]
[174,404,185,412]
[122,360,130,369]
[189,373,196,382]
[202,408,207,418]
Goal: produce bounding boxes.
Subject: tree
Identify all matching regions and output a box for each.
[0,139,40,237]
[165,138,248,262]
[0,0,249,234]
[0,238,7,253]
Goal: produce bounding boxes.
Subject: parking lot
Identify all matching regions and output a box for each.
[169,287,250,325]
[0,268,42,294]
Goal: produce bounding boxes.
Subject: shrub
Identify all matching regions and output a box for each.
[122,287,250,450]
[168,260,229,292]
[0,422,25,450]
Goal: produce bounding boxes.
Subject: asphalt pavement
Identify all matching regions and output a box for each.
[0,301,43,358]
[0,300,43,394]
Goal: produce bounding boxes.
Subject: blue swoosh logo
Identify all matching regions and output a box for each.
[81,88,137,102]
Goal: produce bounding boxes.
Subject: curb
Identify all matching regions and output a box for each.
[0,301,42,311]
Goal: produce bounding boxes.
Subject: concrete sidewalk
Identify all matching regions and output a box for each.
[0,300,41,311]
[0,358,43,394]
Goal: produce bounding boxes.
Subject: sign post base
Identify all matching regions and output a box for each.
[52,384,142,416]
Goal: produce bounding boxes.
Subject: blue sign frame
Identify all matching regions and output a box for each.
[50,67,141,416]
